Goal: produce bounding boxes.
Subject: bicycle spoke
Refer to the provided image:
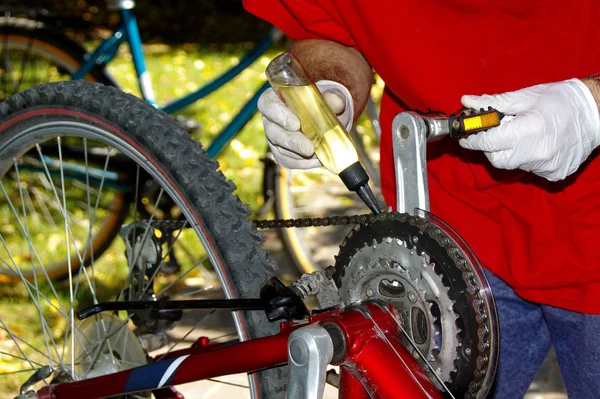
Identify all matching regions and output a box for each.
[0,324,54,365]
[0,245,77,324]
[155,256,209,298]
[168,285,214,300]
[29,186,57,227]
[0,318,43,378]
[24,182,79,224]
[209,332,238,342]
[172,238,215,278]
[118,187,165,303]
[0,369,41,377]
[130,188,165,276]
[57,137,77,379]
[131,165,141,224]
[80,316,133,376]
[0,350,44,368]
[73,321,125,366]
[72,143,115,308]
[0,252,99,374]
[83,138,96,298]
[74,142,114,274]
[21,183,38,224]
[156,309,217,361]
[0,182,73,347]
[13,162,60,365]
[31,142,116,368]
[140,220,189,297]
[79,138,106,368]
[21,143,100,371]
[116,164,141,302]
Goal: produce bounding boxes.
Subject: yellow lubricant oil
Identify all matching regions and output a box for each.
[267,52,380,214]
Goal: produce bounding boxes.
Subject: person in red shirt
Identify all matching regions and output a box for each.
[245,1,600,397]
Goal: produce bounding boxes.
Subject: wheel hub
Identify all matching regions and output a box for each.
[67,314,147,380]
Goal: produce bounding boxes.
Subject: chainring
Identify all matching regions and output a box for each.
[332,212,498,399]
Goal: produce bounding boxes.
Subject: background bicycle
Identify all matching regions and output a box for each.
[0,0,384,279]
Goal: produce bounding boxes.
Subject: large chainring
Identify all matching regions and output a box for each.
[337,236,460,384]
[332,212,498,399]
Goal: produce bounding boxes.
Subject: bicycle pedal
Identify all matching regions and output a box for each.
[173,115,202,134]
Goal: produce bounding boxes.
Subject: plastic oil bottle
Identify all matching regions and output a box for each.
[266,52,381,214]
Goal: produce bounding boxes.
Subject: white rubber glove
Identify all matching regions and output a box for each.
[258,80,354,169]
[459,78,600,181]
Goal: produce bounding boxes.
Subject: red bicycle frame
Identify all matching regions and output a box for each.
[37,303,443,399]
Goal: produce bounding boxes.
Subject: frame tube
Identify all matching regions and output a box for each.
[38,328,292,399]
[161,34,274,114]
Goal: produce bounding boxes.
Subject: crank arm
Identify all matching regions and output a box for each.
[287,324,333,399]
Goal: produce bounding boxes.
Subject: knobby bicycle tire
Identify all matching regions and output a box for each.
[0,81,285,398]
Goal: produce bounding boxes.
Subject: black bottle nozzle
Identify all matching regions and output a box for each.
[338,162,381,214]
[355,184,381,214]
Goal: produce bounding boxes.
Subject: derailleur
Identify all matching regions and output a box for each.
[120,221,184,350]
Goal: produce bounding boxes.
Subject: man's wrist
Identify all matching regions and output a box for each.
[582,76,600,113]
[578,77,600,150]
[289,39,373,121]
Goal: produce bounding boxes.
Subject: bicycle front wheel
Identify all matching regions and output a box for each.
[0,81,284,398]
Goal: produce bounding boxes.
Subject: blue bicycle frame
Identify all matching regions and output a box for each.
[72,9,279,158]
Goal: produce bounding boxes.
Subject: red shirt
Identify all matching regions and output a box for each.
[245,0,600,314]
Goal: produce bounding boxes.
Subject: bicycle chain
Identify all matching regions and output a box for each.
[150,211,492,398]
[253,213,380,229]
[149,213,380,230]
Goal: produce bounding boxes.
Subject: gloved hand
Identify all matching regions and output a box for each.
[258,80,354,169]
[459,78,600,181]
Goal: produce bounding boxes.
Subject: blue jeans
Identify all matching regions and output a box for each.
[485,270,600,398]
